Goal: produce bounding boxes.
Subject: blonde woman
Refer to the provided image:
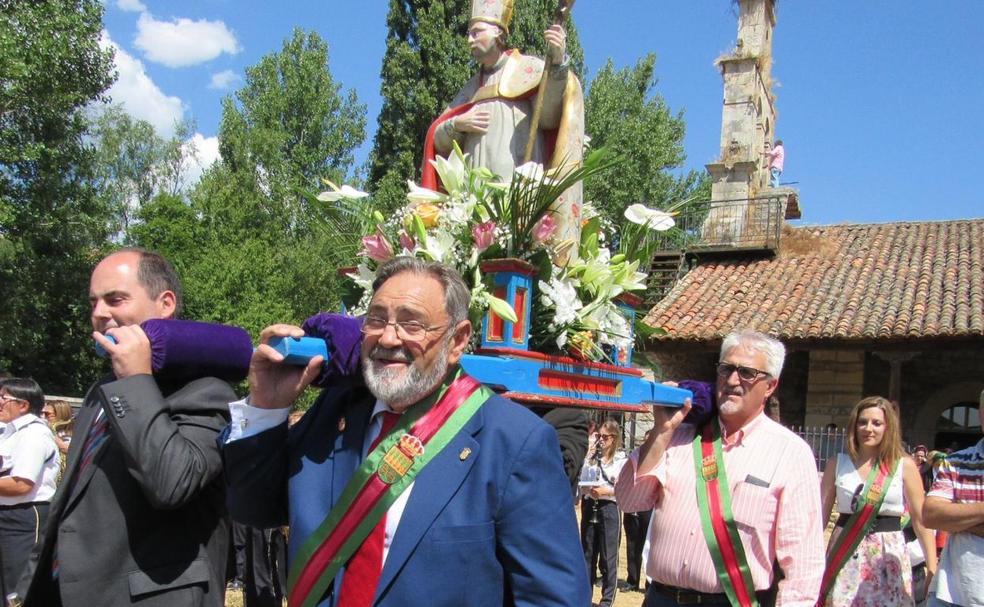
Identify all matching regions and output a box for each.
[819,397,937,606]
[579,418,626,607]
[41,399,74,455]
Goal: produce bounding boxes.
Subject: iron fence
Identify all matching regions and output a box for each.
[792,425,848,470]
[652,195,787,253]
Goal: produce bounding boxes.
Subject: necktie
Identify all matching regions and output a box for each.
[338,411,401,607]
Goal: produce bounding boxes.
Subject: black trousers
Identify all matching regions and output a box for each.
[231,522,287,607]
[623,509,652,588]
[580,498,620,607]
[0,502,48,599]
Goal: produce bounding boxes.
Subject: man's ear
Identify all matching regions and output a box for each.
[446,320,472,366]
[764,378,779,400]
[156,290,178,320]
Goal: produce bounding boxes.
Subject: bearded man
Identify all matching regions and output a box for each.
[221,257,588,607]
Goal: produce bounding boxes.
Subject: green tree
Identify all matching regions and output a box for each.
[89,105,193,238]
[584,54,705,225]
[0,0,116,393]
[367,0,583,211]
[135,29,367,340]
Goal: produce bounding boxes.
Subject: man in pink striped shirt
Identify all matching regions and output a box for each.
[616,330,824,606]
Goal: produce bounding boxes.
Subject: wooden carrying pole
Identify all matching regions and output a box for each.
[522,0,575,164]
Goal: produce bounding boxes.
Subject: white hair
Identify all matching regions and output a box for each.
[720,330,786,378]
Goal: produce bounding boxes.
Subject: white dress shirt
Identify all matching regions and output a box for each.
[227,398,413,562]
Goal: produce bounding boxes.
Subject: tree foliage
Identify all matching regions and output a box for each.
[367,0,583,212]
[584,54,705,224]
[134,29,367,342]
[0,0,116,392]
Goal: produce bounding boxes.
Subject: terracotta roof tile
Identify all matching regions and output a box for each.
[644,219,984,343]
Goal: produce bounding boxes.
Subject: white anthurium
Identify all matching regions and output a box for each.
[317,179,369,202]
[514,162,559,187]
[406,180,447,204]
[430,151,467,194]
[624,203,675,231]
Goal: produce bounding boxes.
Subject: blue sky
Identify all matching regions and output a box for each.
[101,1,983,226]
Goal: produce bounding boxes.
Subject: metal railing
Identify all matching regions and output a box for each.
[652,196,787,254]
[792,426,848,470]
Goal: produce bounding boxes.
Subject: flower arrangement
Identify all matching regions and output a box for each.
[315,146,678,364]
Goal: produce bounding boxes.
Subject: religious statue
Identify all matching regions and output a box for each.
[421,0,585,263]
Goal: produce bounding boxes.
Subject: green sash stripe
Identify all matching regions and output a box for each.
[817,458,898,606]
[288,372,490,607]
[693,420,759,607]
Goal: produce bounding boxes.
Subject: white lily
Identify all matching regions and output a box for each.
[624,203,675,231]
[514,162,559,186]
[430,150,467,193]
[406,180,447,204]
[317,179,369,202]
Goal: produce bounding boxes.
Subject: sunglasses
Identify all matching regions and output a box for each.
[716,362,770,382]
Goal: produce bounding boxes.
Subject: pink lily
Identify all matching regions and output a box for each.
[472,221,497,252]
[532,214,557,244]
[398,230,415,251]
[362,232,394,262]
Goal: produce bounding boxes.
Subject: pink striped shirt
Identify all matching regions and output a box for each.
[616,412,825,606]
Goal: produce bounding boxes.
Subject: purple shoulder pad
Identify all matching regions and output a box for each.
[141,319,253,383]
[678,379,715,426]
[300,312,363,387]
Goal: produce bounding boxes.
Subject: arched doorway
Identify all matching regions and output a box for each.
[934,402,982,452]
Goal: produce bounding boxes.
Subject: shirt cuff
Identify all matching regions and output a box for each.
[226,397,290,443]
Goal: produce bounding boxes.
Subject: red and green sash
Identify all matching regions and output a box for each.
[816,458,899,606]
[287,372,490,607]
[693,420,759,607]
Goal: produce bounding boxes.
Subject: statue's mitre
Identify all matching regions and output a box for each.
[470,0,515,34]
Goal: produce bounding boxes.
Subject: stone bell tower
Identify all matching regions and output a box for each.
[705,0,778,201]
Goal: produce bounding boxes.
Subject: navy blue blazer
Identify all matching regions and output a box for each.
[223,381,590,607]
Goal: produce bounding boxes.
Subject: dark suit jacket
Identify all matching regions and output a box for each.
[223,382,590,607]
[18,374,234,607]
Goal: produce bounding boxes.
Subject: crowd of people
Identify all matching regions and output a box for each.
[0,248,981,607]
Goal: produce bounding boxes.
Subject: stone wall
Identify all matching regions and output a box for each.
[803,350,866,427]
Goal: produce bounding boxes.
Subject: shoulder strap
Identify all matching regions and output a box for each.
[693,420,759,607]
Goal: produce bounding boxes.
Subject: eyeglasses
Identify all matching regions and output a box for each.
[0,395,24,406]
[716,362,770,382]
[599,434,614,441]
[361,316,447,343]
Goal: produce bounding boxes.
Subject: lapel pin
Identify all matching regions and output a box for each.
[337,417,346,432]
[459,447,472,461]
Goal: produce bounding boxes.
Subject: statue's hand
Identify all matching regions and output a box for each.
[545,24,566,64]
[453,108,490,135]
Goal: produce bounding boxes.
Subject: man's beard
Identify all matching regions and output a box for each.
[362,339,451,409]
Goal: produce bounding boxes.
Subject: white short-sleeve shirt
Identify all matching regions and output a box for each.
[0,413,59,504]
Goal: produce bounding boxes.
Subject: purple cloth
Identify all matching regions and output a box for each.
[141,319,253,382]
[300,313,363,387]
[678,379,715,427]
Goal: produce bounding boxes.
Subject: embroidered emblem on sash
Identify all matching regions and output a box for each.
[378,434,425,484]
[701,454,718,481]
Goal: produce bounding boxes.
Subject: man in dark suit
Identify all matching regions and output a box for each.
[15,249,234,607]
[222,257,588,607]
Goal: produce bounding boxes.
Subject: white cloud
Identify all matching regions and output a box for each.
[209,69,241,90]
[181,133,220,187]
[101,32,185,137]
[135,13,240,68]
[116,0,146,12]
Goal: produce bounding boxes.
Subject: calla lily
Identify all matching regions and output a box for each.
[472,221,497,252]
[361,232,394,262]
[532,214,557,244]
[317,179,369,202]
[414,203,441,228]
[624,204,675,231]
[406,180,447,204]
